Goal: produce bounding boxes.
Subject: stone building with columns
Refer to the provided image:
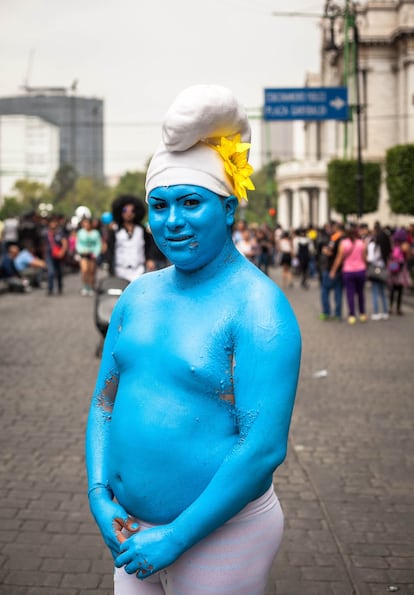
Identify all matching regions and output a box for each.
[276,0,414,229]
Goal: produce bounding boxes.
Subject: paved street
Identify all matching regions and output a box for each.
[0,269,413,595]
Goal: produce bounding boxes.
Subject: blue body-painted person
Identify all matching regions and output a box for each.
[86,85,301,595]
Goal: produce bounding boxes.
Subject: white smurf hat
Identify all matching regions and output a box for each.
[145,84,254,202]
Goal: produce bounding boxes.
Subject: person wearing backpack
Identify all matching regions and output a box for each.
[294,228,313,289]
[367,223,391,320]
[388,228,411,315]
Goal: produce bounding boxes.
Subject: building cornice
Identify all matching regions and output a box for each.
[336,27,414,50]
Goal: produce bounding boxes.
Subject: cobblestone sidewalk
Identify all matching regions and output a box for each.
[0,270,412,595]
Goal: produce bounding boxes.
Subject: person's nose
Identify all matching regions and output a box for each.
[165,205,184,230]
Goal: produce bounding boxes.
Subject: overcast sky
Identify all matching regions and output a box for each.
[0,0,324,177]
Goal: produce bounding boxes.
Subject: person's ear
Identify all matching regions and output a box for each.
[224,196,238,226]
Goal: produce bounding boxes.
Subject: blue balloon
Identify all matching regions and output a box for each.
[101,211,113,224]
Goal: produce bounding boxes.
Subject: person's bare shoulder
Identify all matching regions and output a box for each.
[231,264,300,338]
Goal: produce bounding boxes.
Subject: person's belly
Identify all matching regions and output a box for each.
[108,379,238,524]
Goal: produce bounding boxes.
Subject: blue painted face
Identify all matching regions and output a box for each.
[148,185,237,272]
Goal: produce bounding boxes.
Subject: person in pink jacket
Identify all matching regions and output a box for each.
[330,223,367,324]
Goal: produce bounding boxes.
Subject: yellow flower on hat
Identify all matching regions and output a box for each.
[209,134,255,202]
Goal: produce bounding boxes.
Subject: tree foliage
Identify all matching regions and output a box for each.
[113,171,147,200]
[327,159,381,217]
[385,144,414,215]
[0,197,27,219]
[238,160,279,225]
[63,177,113,218]
[0,179,52,219]
[50,164,78,203]
[13,179,52,207]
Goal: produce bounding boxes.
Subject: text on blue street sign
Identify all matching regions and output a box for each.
[264,87,348,121]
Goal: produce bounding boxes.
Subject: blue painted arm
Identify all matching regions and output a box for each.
[85,291,139,558]
[115,287,301,577]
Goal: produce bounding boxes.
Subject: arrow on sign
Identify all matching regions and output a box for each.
[330,96,346,110]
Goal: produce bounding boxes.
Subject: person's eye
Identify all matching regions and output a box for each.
[150,201,167,211]
[183,198,200,207]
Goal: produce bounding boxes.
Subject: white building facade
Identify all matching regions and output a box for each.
[277,0,414,229]
[0,115,59,201]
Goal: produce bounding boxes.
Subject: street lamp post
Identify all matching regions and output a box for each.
[272,1,364,219]
[352,18,364,219]
[324,0,364,219]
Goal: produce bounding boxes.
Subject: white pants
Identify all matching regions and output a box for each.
[114,486,283,595]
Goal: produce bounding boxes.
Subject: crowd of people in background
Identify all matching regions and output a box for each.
[232,218,413,323]
[1,205,413,324]
[0,196,168,297]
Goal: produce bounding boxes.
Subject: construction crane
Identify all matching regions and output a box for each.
[21,50,79,96]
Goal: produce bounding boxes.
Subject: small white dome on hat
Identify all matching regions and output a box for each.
[146,84,251,200]
[162,84,251,152]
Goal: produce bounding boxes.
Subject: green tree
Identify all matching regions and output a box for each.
[0,196,27,219]
[63,177,113,218]
[238,161,279,225]
[114,171,146,199]
[386,144,414,215]
[327,159,381,218]
[13,179,52,209]
[0,179,52,218]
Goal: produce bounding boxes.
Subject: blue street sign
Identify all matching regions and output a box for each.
[264,87,348,121]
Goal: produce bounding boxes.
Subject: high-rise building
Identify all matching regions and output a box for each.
[0,88,104,187]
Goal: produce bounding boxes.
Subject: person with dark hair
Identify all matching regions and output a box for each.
[18,210,43,258]
[330,223,367,324]
[318,221,344,320]
[374,222,391,256]
[44,215,68,296]
[367,223,391,320]
[1,242,47,291]
[293,228,313,289]
[0,243,31,292]
[86,85,301,595]
[106,195,152,282]
[388,228,412,315]
[255,225,274,275]
[76,217,102,296]
[278,230,294,289]
[144,225,169,272]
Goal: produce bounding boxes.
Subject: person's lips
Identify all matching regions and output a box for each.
[166,235,193,242]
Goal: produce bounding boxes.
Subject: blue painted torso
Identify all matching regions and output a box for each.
[108,262,239,522]
[106,255,284,523]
